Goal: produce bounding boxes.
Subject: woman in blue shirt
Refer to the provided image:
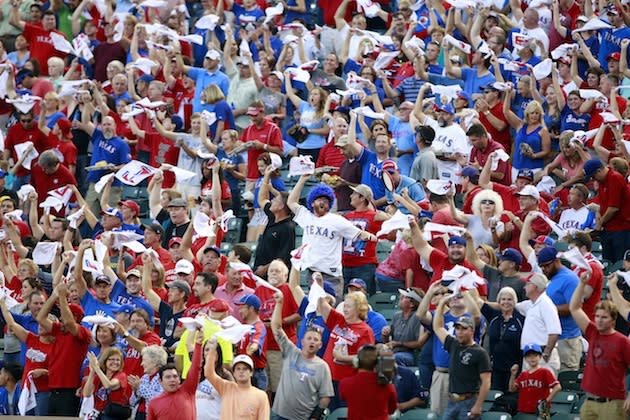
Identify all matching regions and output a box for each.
[504,86,550,179]
[552,70,591,133]
[285,76,330,162]
[201,84,235,144]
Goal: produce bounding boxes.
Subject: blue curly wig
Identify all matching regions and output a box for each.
[306,184,336,211]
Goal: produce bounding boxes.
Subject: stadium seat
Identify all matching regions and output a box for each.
[557,370,583,392]
[326,407,348,419]
[512,414,538,420]
[480,412,512,420]
[482,389,504,411]
[550,414,580,420]
[400,408,439,419]
[551,391,578,413]
[378,308,396,323]
[368,292,398,308]
[606,260,624,276]
[224,217,243,243]
[572,394,587,414]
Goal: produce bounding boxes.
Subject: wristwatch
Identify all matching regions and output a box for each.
[123,331,130,338]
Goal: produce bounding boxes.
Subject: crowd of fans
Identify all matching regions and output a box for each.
[0,0,629,418]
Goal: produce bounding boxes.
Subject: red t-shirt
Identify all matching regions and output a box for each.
[342,210,382,267]
[30,163,77,202]
[51,137,78,167]
[514,367,559,413]
[146,132,179,188]
[93,372,130,411]
[123,331,161,377]
[4,124,52,177]
[242,119,283,180]
[399,246,431,292]
[238,319,267,369]
[48,322,91,388]
[574,257,603,320]
[324,309,374,381]
[200,178,232,201]
[548,2,580,50]
[493,183,550,214]
[430,207,464,255]
[163,78,195,113]
[597,169,630,231]
[586,97,627,151]
[22,23,67,75]
[24,333,52,392]
[316,140,345,175]
[479,102,511,153]
[462,186,483,214]
[469,140,511,186]
[339,371,398,420]
[582,323,630,400]
[255,283,298,351]
[183,301,214,318]
[428,249,487,296]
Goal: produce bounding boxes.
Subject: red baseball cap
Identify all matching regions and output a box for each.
[607,52,621,61]
[208,298,230,313]
[56,118,73,139]
[168,237,182,248]
[119,200,140,215]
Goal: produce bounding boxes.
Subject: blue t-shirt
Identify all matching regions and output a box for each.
[297,297,330,358]
[385,175,426,214]
[87,129,131,185]
[111,279,155,321]
[80,292,121,326]
[597,27,630,73]
[217,148,244,189]
[546,267,581,340]
[513,125,544,170]
[232,4,265,25]
[367,310,388,343]
[297,101,326,149]
[460,67,496,96]
[394,366,428,403]
[206,100,235,134]
[389,116,417,176]
[189,67,230,112]
[7,312,38,366]
[357,148,386,201]
[560,106,591,133]
[253,176,285,209]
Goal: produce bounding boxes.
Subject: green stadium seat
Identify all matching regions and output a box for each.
[400,408,440,419]
[551,391,578,413]
[480,412,512,420]
[326,407,348,420]
[369,292,398,308]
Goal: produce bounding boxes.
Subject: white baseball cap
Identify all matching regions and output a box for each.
[175,259,195,275]
[516,185,540,200]
[205,50,221,60]
[232,354,254,370]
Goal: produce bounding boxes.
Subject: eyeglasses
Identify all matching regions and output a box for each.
[21,119,33,123]
[480,199,495,205]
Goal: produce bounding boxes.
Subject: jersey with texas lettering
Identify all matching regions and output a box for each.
[424,117,471,184]
[514,367,559,413]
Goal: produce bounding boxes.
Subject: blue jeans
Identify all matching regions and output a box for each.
[253,368,268,391]
[419,363,435,390]
[3,352,19,364]
[75,154,90,195]
[600,230,630,262]
[375,273,404,293]
[442,395,477,420]
[343,264,377,296]
[395,351,416,367]
[35,391,50,416]
[271,415,291,420]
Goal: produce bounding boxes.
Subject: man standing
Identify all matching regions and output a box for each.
[288,175,376,299]
[162,198,191,248]
[224,41,258,130]
[30,150,77,206]
[183,272,218,318]
[537,246,582,373]
[92,19,127,82]
[409,125,438,187]
[177,48,230,111]
[570,274,630,419]
[214,266,254,320]
[36,284,91,416]
[148,331,203,419]
[270,292,334,420]
[433,298,491,420]
[467,123,511,186]
[310,54,346,91]
[565,232,603,320]
[381,160,426,215]
[236,294,268,391]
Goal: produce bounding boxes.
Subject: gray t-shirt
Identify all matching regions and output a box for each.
[176,133,206,186]
[390,310,421,354]
[410,148,438,184]
[483,265,526,302]
[259,87,286,116]
[310,69,347,91]
[272,333,334,419]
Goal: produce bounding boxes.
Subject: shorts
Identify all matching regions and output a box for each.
[248,208,269,227]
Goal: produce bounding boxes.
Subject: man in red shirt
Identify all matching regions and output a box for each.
[128,224,174,270]
[241,104,283,189]
[316,115,348,175]
[36,283,91,417]
[476,86,510,153]
[567,232,603,321]
[583,159,630,262]
[148,332,202,420]
[30,150,77,208]
[467,123,511,186]
[116,309,162,377]
[571,276,630,419]
[9,9,67,76]
[236,294,268,391]
[182,272,218,318]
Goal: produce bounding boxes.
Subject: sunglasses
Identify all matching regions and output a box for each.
[480,199,495,205]
[21,119,33,123]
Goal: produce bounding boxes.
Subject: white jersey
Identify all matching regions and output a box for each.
[294,205,361,276]
[195,379,221,420]
[425,117,471,184]
[559,206,592,232]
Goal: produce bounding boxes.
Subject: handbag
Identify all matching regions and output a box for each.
[98,389,132,420]
[288,125,309,144]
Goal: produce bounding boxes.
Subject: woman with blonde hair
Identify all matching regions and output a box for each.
[476,244,498,267]
[41,91,65,129]
[504,86,551,179]
[448,189,504,247]
[200,84,235,144]
[83,348,131,419]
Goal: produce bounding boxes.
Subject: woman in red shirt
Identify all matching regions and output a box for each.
[83,348,131,418]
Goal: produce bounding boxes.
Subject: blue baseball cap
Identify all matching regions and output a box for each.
[434,103,455,115]
[348,278,367,290]
[101,207,123,222]
[0,170,7,178]
[583,159,604,179]
[237,294,261,311]
[448,235,467,247]
[457,91,472,104]
[114,304,134,315]
[457,166,480,180]
[323,281,337,298]
[529,235,555,247]
[523,343,543,355]
[499,248,522,265]
[517,169,534,181]
[138,74,155,84]
[537,246,558,266]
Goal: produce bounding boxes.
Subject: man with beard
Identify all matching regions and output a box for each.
[254,260,300,399]
[414,85,470,185]
[287,174,377,300]
[270,292,334,420]
[182,272,218,318]
[77,115,131,215]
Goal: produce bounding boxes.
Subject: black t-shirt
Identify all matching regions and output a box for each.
[445,335,491,394]
[484,265,526,302]
[156,208,169,225]
[158,300,184,348]
[162,220,190,248]
[253,202,295,270]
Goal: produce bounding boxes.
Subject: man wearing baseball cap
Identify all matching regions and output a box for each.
[381,159,426,215]
[205,346,270,418]
[162,198,190,249]
[381,288,423,367]
[176,47,229,112]
[537,246,582,372]
[597,4,629,72]
[129,224,174,271]
[467,123,511,187]
[410,124,439,187]
[457,165,483,214]
[110,267,155,322]
[467,243,526,302]
[582,158,630,262]
[236,294,268,391]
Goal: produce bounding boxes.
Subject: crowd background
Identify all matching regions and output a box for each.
[0,0,629,418]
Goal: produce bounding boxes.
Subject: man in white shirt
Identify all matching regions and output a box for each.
[515,273,562,374]
[558,184,596,231]
[288,175,376,300]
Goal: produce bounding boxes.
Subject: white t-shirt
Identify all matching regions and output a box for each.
[196,379,222,420]
[559,206,592,231]
[516,293,562,349]
[176,133,207,186]
[425,117,471,184]
[513,25,550,56]
[293,205,361,276]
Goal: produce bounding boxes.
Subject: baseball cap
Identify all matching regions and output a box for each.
[607,52,621,61]
[232,354,254,370]
[168,237,182,248]
[208,298,230,312]
[167,280,191,296]
[127,269,141,278]
[101,207,123,221]
[145,223,164,237]
[56,118,73,138]
[516,169,534,181]
[576,15,588,23]
[0,170,7,178]
[270,70,284,81]
[323,281,337,298]
[457,166,480,180]
[398,288,422,302]
[203,246,221,257]
[381,159,399,173]
[583,159,604,179]
[455,316,475,329]
[499,248,522,265]
[205,49,221,60]
[450,55,463,64]
[448,235,467,247]
[607,4,620,15]
[138,74,154,84]
[175,259,195,275]
[529,235,555,247]
[516,185,540,200]
[348,278,367,290]
[625,249,630,261]
[434,103,455,114]
[246,106,264,116]
[525,273,549,290]
[113,304,134,315]
[349,184,374,202]
[68,303,84,323]
[167,198,188,208]
[236,294,261,311]
[119,200,140,215]
[523,343,543,355]
[94,274,112,285]
[457,91,471,104]
[537,246,558,266]
[482,83,500,92]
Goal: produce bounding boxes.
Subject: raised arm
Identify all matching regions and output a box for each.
[9,0,26,31]
[288,266,305,306]
[447,193,470,225]
[334,0,351,30]
[57,283,79,335]
[287,174,309,214]
[432,295,452,344]
[141,254,161,311]
[270,291,287,343]
[284,72,302,109]
[569,272,592,333]
[408,217,434,263]
[502,87,521,129]
[27,192,45,241]
[608,274,630,322]
[0,298,28,342]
